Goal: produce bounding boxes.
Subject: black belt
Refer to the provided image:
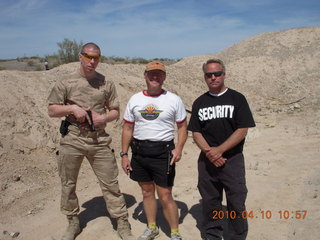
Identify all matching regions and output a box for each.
[132,138,173,146]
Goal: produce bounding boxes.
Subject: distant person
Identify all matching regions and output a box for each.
[188,59,255,240]
[121,61,187,240]
[47,42,134,240]
[44,59,49,70]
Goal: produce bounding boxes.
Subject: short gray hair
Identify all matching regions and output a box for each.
[202,58,226,73]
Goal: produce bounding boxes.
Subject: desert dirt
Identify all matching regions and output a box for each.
[0,27,319,240]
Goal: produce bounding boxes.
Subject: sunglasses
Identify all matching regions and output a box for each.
[81,52,101,61]
[146,71,165,76]
[205,71,224,78]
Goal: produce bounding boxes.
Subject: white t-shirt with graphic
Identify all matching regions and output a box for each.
[123,90,187,141]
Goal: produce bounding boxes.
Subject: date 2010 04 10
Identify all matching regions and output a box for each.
[212,210,308,220]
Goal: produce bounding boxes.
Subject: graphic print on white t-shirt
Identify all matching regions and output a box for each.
[123,90,187,141]
[138,104,163,120]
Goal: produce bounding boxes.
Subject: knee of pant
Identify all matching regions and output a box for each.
[100,180,121,192]
[226,200,246,213]
[226,195,247,212]
[202,197,222,207]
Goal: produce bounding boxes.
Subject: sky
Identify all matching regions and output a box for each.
[0,0,320,60]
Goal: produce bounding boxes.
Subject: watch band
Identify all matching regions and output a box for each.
[120,152,128,157]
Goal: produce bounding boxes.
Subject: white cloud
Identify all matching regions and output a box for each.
[86,0,163,15]
[0,0,48,20]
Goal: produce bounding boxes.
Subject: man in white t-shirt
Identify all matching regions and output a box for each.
[121,61,187,240]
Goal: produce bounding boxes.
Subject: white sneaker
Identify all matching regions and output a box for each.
[171,233,182,240]
[138,226,159,240]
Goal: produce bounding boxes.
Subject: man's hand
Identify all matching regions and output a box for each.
[204,146,227,167]
[121,156,132,175]
[170,148,183,165]
[78,109,108,130]
[212,157,227,167]
[90,110,107,127]
[71,105,91,123]
[204,146,223,160]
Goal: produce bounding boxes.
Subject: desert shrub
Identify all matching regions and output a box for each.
[27,60,34,66]
[112,57,126,62]
[35,65,43,71]
[135,58,149,64]
[52,62,61,68]
[57,38,83,64]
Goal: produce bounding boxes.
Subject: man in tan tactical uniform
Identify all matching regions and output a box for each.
[47,42,134,240]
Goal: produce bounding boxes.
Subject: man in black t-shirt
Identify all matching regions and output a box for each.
[188,59,255,240]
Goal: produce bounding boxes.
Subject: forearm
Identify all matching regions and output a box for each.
[121,122,134,174]
[192,131,226,166]
[48,104,74,118]
[105,108,120,123]
[218,128,248,153]
[192,132,211,152]
[121,122,134,153]
[175,121,188,152]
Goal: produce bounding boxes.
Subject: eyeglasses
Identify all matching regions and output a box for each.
[81,52,101,61]
[146,71,166,77]
[205,71,224,78]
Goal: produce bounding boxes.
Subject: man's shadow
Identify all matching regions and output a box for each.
[78,193,136,230]
[132,200,189,238]
[190,201,238,240]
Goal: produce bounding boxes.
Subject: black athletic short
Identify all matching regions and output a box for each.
[129,138,176,187]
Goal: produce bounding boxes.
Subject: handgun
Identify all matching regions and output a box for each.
[86,110,95,131]
[59,119,70,136]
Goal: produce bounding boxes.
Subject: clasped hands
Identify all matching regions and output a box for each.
[204,146,227,167]
[71,105,106,130]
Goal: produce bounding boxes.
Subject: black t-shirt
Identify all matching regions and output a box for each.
[188,88,255,158]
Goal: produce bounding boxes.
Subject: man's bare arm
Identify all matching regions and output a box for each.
[170,120,188,164]
[121,122,134,174]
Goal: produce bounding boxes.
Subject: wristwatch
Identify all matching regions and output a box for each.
[120,152,128,157]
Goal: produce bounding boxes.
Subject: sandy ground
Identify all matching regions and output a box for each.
[1,111,319,240]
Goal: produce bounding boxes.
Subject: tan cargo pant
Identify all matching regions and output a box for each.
[58,126,128,219]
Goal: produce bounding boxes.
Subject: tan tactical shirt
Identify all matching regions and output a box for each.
[48,71,119,129]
